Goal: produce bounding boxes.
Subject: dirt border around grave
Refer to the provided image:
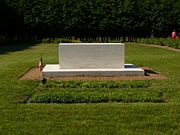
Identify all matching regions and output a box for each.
[19,67,166,81]
[17,67,34,80]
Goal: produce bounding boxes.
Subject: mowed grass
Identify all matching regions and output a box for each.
[0,43,180,134]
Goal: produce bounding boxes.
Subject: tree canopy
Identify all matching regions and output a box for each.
[0,0,179,39]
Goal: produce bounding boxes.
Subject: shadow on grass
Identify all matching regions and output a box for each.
[0,43,39,54]
[145,69,158,76]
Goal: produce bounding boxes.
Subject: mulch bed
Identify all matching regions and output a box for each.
[19,67,166,81]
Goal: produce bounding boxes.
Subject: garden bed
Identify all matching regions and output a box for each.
[27,91,165,103]
[26,80,165,103]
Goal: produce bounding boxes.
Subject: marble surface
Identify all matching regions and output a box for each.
[42,64,144,77]
[59,43,124,69]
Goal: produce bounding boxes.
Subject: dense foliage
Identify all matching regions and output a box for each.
[28,91,164,103]
[42,38,81,43]
[1,0,179,39]
[43,80,151,88]
[138,38,180,49]
[28,80,163,103]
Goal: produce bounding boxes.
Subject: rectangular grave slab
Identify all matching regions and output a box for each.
[42,64,144,76]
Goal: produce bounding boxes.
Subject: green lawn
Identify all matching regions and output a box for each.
[0,43,180,135]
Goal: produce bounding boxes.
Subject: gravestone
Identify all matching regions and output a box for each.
[60,43,124,69]
[42,43,144,76]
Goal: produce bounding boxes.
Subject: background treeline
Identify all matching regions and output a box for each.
[0,0,179,40]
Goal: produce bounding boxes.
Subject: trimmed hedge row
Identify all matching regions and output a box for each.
[27,91,164,103]
[42,38,81,43]
[137,38,180,49]
[44,80,151,89]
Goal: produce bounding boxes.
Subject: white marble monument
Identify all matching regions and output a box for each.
[42,43,144,76]
[60,43,124,69]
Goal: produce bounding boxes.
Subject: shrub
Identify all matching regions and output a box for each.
[111,40,122,43]
[137,38,180,49]
[27,91,165,103]
[42,38,51,43]
[42,38,81,43]
[44,80,151,89]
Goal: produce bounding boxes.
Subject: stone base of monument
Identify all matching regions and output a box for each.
[42,64,144,77]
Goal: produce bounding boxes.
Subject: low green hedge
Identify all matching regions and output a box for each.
[137,38,180,49]
[27,91,164,103]
[42,38,81,43]
[44,80,151,89]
